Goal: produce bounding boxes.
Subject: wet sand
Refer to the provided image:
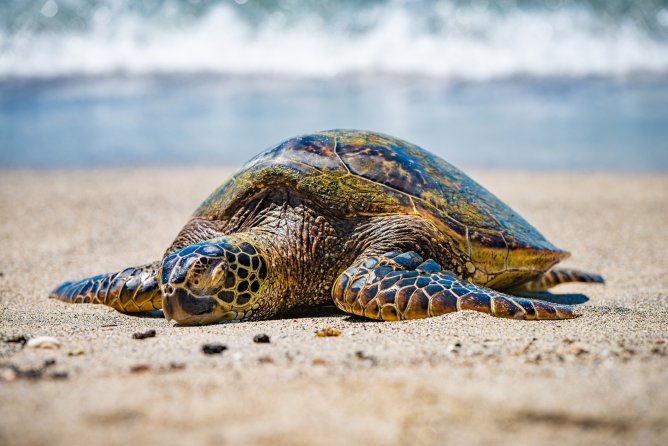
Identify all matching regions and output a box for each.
[0,168,667,446]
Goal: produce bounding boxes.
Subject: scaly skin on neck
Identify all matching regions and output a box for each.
[161,199,355,323]
[234,200,365,317]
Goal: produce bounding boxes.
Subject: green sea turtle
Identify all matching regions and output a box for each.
[51,130,603,325]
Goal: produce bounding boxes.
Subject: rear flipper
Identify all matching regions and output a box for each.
[49,262,162,312]
[332,252,576,321]
[511,268,604,293]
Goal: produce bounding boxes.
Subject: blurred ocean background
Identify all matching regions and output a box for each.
[1,0,667,170]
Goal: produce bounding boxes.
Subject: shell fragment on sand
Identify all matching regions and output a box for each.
[315,328,342,337]
[26,336,61,349]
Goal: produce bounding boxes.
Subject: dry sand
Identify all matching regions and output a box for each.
[0,167,667,446]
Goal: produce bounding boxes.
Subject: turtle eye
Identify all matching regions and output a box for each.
[211,261,228,285]
[181,255,226,293]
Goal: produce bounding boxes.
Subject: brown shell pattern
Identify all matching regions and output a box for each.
[196,130,563,257]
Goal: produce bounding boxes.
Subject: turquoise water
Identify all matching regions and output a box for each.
[1,76,666,170]
[1,1,667,170]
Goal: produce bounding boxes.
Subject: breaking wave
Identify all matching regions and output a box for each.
[1,0,667,81]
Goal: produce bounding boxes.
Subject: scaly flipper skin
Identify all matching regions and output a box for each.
[49,262,162,312]
[511,268,605,293]
[333,252,576,321]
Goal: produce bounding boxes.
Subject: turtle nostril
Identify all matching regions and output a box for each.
[164,284,174,295]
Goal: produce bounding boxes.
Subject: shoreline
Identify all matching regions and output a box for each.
[2,80,667,171]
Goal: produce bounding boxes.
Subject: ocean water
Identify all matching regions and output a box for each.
[1,0,667,170]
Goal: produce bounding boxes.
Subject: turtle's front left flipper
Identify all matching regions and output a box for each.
[332,252,576,321]
[49,262,162,312]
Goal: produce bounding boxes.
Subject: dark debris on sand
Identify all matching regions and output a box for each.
[3,335,28,345]
[253,334,271,343]
[355,350,378,365]
[130,364,152,374]
[202,344,227,355]
[132,330,156,340]
[1,359,68,382]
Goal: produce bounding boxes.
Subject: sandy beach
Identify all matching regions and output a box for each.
[0,167,666,446]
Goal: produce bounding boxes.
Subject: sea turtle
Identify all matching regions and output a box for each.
[50,130,603,325]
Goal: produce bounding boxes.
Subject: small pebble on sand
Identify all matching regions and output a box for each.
[567,343,588,356]
[253,333,271,343]
[315,328,341,337]
[68,348,85,356]
[1,368,18,382]
[202,343,227,355]
[355,350,377,365]
[169,362,186,370]
[49,371,69,380]
[132,330,156,340]
[130,364,152,373]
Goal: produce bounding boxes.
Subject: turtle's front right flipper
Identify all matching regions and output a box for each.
[50,262,162,312]
[333,252,576,321]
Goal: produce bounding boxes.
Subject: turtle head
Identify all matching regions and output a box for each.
[160,238,268,325]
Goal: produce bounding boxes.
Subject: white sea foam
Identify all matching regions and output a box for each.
[0,3,667,81]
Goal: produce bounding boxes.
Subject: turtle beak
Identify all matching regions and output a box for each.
[162,287,218,325]
[160,248,226,325]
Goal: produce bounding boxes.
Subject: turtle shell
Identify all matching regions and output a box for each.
[195,130,568,286]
